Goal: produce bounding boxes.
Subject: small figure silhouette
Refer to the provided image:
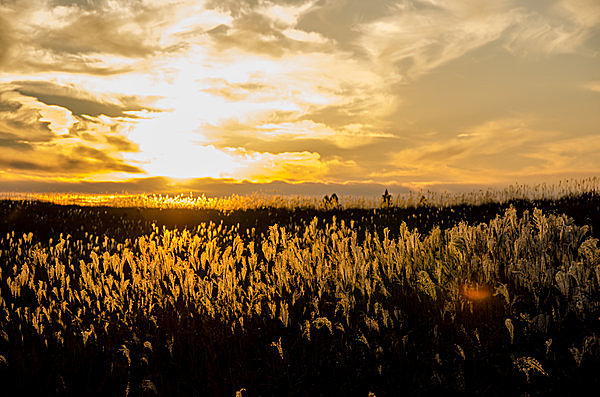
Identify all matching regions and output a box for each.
[321,194,330,210]
[381,189,392,208]
[321,193,339,210]
[330,193,339,208]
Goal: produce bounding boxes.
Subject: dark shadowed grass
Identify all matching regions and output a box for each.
[1,191,600,395]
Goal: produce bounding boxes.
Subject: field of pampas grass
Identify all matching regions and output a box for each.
[1,186,600,395]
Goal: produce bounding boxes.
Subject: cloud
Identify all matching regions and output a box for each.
[0,131,34,151]
[349,0,600,84]
[5,138,143,171]
[0,150,143,174]
[205,0,311,18]
[0,84,145,178]
[0,98,22,113]
[0,0,201,75]
[558,0,600,23]
[11,80,160,118]
[0,176,171,194]
[584,81,600,93]
[296,0,397,50]
[0,91,56,142]
[182,177,409,197]
[0,174,411,197]
[0,0,598,192]
[382,118,587,185]
[299,90,396,130]
[528,134,600,174]
[356,1,516,82]
[203,117,394,156]
[104,134,138,152]
[0,14,11,67]
[498,0,600,56]
[234,150,328,182]
[34,8,161,58]
[206,9,332,56]
[200,79,276,101]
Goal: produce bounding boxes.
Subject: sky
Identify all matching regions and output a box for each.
[0,0,599,196]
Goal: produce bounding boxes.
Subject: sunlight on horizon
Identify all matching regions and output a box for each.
[0,0,598,193]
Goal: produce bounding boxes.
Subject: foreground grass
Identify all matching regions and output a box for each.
[1,200,600,395]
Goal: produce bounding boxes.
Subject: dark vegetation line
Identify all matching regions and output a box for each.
[2,192,599,243]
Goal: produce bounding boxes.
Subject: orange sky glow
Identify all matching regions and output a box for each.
[0,0,599,196]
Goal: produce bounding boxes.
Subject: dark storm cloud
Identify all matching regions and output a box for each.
[12,81,160,118]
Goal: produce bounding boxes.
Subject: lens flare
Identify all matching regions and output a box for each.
[461,284,491,301]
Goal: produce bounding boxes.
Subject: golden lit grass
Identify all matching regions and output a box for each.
[1,194,600,394]
[2,206,599,348]
[1,177,598,210]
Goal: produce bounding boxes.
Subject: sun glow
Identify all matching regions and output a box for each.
[140,143,240,180]
[118,44,382,181]
[0,0,598,191]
